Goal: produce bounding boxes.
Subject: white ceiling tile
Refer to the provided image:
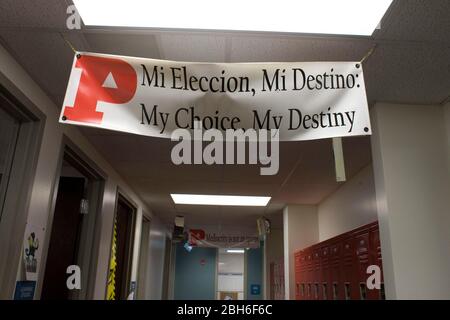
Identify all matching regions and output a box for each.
[84,32,161,59]
[158,33,227,62]
[0,0,72,28]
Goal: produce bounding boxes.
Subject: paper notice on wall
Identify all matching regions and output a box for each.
[23,224,44,281]
[60,52,371,141]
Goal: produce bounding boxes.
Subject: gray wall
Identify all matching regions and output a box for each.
[318,165,378,241]
[283,205,318,299]
[371,102,450,299]
[146,218,168,299]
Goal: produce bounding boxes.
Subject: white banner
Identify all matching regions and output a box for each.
[60,52,371,141]
[188,227,260,249]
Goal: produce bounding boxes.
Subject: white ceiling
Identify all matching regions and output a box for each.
[0,0,448,228]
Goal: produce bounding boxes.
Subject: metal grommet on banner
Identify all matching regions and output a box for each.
[62,116,67,121]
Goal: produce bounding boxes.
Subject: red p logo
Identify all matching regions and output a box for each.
[64,55,137,124]
[189,229,206,245]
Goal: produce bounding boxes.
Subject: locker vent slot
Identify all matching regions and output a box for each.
[322,283,328,300]
[333,283,338,300]
[380,283,385,300]
[359,283,367,300]
[344,283,351,300]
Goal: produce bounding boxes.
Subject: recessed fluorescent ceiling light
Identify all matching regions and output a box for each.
[227,249,245,253]
[170,194,271,206]
[73,0,392,36]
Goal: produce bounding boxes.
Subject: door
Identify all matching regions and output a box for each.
[108,196,135,300]
[41,177,85,299]
[0,106,19,222]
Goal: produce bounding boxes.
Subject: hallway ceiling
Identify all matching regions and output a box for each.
[0,0,449,227]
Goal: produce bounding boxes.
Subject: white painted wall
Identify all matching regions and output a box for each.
[0,43,168,299]
[318,165,377,241]
[371,102,450,299]
[283,205,318,300]
[444,103,450,167]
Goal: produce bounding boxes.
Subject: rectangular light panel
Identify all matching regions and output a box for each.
[73,0,393,36]
[227,249,245,253]
[170,194,271,206]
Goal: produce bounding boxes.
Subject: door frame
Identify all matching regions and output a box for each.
[161,235,172,300]
[136,214,151,299]
[216,248,246,300]
[37,136,106,299]
[0,79,45,299]
[105,189,137,300]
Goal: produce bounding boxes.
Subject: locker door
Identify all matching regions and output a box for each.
[329,241,342,300]
[305,248,313,300]
[294,251,302,300]
[368,224,384,300]
[320,245,331,300]
[299,252,307,300]
[354,230,370,300]
[341,236,357,300]
[312,248,322,300]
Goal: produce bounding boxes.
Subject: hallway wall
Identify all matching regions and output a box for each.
[444,102,450,168]
[318,165,377,241]
[145,218,168,299]
[283,205,318,299]
[0,43,168,299]
[283,164,378,300]
[371,102,450,299]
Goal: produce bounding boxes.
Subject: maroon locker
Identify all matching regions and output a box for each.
[329,241,342,300]
[354,229,370,300]
[294,251,302,300]
[298,251,307,300]
[320,243,331,300]
[312,248,322,300]
[341,235,358,300]
[293,221,383,301]
[305,248,314,300]
[368,223,384,299]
